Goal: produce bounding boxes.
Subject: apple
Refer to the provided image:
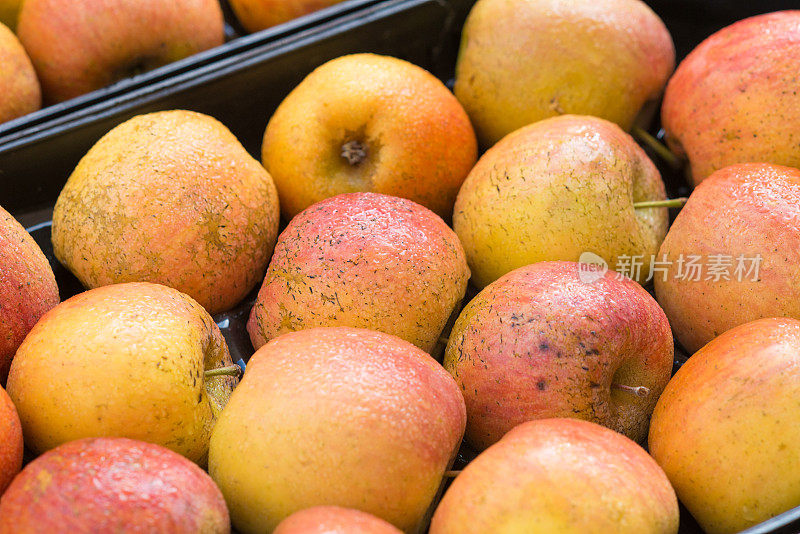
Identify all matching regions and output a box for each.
[654,163,800,354]
[17,0,224,103]
[662,11,800,185]
[0,385,22,496]
[209,327,466,534]
[262,53,477,220]
[230,0,346,33]
[430,418,679,534]
[247,192,470,353]
[454,0,674,147]
[444,261,673,451]
[453,114,669,289]
[0,437,230,533]
[0,204,59,384]
[51,110,280,315]
[649,317,800,534]
[0,22,40,124]
[274,506,403,534]
[6,282,239,465]
[0,0,21,30]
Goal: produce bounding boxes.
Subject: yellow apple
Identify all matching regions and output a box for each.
[0,22,40,124]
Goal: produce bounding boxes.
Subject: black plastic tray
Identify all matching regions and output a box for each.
[7,0,800,532]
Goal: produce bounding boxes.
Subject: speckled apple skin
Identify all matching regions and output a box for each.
[430,418,679,534]
[17,0,224,103]
[6,282,238,465]
[262,53,477,220]
[274,506,403,534]
[0,205,59,384]
[662,11,800,185]
[454,0,675,147]
[0,386,22,496]
[209,327,466,534]
[51,110,280,315]
[247,192,469,353]
[655,163,800,354]
[0,22,40,124]
[444,261,673,450]
[649,318,800,534]
[453,114,668,288]
[0,437,230,533]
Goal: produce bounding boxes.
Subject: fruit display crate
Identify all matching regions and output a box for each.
[4,0,800,532]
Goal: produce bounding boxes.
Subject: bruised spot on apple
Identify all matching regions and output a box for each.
[247,192,470,353]
[0,386,22,496]
[0,437,230,533]
[655,163,800,354]
[6,282,238,465]
[662,10,800,185]
[430,418,679,534]
[453,114,669,289]
[17,0,225,104]
[0,205,60,385]
[444,261,673,451]
[649,318,800,534]
[209,327,466,534]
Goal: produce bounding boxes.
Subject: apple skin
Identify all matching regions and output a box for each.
[0,386,22,496]
[0,205,59,384]
[0,22,40,124]
[454,0,674,147]
[649,318,800,534]
[274,507,404,534]
[654,163,800,354]
[209,327,466,534]
[0,437,230,533]
[430,418,679,534]
[247,192,470,353]
[229,0,346,33]
[6,282,238,465]
[662,11,800,185]
[17,0,224,103]
[51,110,280,315]
[453,114,668,289]
[445,261,673,451]
[262,53,477,220]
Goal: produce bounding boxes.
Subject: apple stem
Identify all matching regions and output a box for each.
[631,126,682,170]
[633,197,688,210]
[204,365,242,379]
[341,140,367,166]
[444,470,461,478]
[611,383,651,398]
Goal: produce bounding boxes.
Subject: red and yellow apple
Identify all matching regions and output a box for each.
[51,110,280,315]
[209,327,466,533]
[0,22,40,124]
[430,418,679,533]
[445,261,673,450]
[262,53,477,220]
[0,386,22,496]
[17,0,225,103]
[6,282,239,465]
[230,0,346,33]
[655,163,800,354]
[0,437,230,533]
[662,11,800,185]
[0,205,59,384]
[247,192,469,353]
[454,114,669,288]
[649,317,800,534]
[454,0,675,147]
[274,506,403,534]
